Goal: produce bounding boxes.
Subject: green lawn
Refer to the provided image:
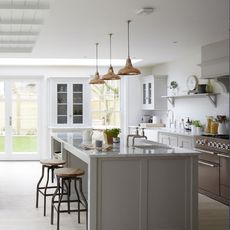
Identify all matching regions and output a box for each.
[0,135,37,153]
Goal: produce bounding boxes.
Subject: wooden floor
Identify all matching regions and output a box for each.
[0,161,228,230]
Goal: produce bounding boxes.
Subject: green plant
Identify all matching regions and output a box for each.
[192,120,202,128]
[169,81,178,89]
[104,128,120,138]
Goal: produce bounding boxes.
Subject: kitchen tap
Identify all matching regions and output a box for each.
[167,110,174,128]
[127,127,147,147]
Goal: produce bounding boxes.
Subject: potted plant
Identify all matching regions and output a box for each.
[104,128,120,144]
[191,120,203,135]
[169,81,178,95]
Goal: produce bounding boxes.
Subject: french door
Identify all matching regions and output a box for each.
[0,79,41,160]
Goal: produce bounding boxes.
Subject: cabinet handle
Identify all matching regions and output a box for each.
[194,148,214,155]
[198,160,216,167]
[217,153,229,158]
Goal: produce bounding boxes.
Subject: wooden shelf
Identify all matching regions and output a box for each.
[161,93,219,107]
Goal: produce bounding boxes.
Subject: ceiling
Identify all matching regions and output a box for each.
[0,0,228,67]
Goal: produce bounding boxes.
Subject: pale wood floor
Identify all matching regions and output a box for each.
[0,161,228,230]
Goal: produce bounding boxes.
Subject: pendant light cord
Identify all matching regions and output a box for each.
[96,43,99,73]
[127,20,131,58]
[109,33,112,66]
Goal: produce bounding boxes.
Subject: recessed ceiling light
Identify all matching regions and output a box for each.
[136,7,154,15]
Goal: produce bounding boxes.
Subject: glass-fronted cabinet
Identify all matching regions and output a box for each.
[142,75,168,110]
[55,83,84,125]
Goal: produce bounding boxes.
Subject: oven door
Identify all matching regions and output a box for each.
[218,153,229,201]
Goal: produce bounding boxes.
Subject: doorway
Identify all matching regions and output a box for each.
[0,79,41,160]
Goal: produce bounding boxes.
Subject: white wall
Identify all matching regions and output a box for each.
[151,53,229,126]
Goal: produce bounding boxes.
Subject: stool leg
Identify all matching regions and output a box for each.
[67,178,71,214]
[74,178,81,223]
[43,167,50,216]
[78,178,88,229]
[36,165,45,208]
[51,167,55,183]
[57,178,64,230]
[51,176,59,225]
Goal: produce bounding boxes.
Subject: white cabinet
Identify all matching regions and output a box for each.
[159,133,178,146]
[178,136,194,149]
[144,129,159,142]
[49,79,91,127]
[158,132,194,149]
[142,75,167,110]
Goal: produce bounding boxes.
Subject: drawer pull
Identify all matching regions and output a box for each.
[194,148,214,155]
[217,153,230,158]
[198,160,216,167]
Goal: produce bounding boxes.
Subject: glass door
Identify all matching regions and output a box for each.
[0,80,40,160]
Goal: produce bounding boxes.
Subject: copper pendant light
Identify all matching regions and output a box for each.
[102,33,120,80]
[118,20,141,76]
[89,43,105,84]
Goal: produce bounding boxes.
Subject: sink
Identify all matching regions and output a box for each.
[134,144,172,150]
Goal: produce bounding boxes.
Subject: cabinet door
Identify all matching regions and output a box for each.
[142,80,152,109]
[56,83,84,125]
[72,84,83,124]
[159,133,177,147]
[178,136,194,149]
[57,83,68,124]
[145,129,158,142]
[159,133,170,145]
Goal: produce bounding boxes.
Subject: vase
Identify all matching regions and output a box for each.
[218,122,227,135]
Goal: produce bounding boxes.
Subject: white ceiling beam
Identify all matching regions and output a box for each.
[0,40,35,45]
[0,31,39,36]
[0,47,32,53]
[0,3,49,10]
[0,19,43,25]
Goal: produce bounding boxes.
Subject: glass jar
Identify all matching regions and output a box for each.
[205,116,213,133]
[210,121,218,134]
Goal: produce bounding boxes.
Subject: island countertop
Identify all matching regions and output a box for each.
[52,132,199,159]
[51,132,198,230]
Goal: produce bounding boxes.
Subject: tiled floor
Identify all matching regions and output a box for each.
[0,161,228,230]
[0,161,86,230]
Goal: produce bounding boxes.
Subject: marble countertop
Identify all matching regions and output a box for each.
[52,132,198,159]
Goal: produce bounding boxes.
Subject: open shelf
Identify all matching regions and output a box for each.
[162,93,219,107]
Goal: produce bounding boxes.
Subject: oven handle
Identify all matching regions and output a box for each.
[217,153,230,159]
[194,148,214,155]
[198,160,216,167]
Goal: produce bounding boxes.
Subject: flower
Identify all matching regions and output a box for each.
[169,81,178,89]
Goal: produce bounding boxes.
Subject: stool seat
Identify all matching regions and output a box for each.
[55,167,85,177]
[40,159,66,167]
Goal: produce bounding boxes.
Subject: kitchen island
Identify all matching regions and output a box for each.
[51,132,199,230]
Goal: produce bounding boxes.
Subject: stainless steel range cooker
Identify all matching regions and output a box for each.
[194,134,229,205]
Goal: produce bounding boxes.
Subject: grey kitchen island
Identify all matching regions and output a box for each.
[51,132,199,230]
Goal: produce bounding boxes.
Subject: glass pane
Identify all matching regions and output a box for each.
[91,81,120,127]
[73,93,83,104]
[58,116,67,124]
[57,84,67,92]
[12,82,38,153]
[73,105,83,115]
[57,93,67,103]
[73,116,83,124]
[0,82,5,153]
[143,84,146,104]
[148,83,152,104]
[58,105,67,115]
[73,84,83,92]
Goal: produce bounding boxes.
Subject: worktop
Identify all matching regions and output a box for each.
[51,132,198,230]
[53,132,198,159]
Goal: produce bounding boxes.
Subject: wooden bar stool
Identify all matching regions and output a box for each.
[36,159,66,216]
[51,167,88,230]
